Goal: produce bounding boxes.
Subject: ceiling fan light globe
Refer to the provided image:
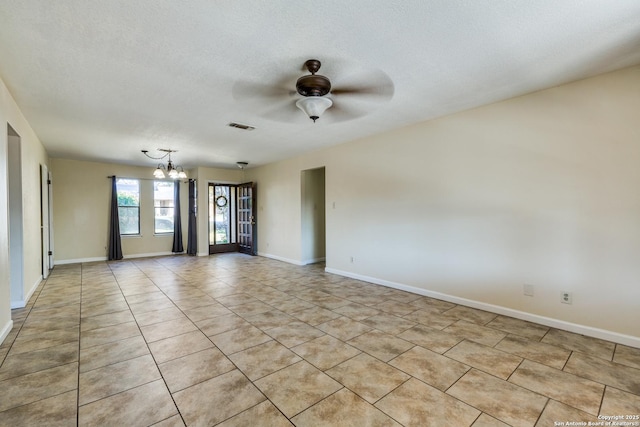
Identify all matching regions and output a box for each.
[296,97,333,122]
[154,168,165,179]
[168,169,179,179]
[177,171,187,179]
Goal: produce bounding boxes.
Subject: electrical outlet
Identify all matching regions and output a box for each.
[561,291,573,305]
[350,256,355,263]
[523,284,534,297]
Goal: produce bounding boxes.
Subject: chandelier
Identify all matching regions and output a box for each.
[141,149,187,179]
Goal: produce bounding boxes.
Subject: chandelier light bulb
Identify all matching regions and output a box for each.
[142,149,187,179]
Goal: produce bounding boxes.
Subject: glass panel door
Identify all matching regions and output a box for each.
[237,182,256,255]
[209,183,238,253]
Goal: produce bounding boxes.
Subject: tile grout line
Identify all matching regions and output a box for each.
[0,274,78,417]
[154,258,416,424]
[285,386,347,422]
[10,255,636,425]
[76,262,84,426]
[128,257,323,424]
[0,280,44,367]
[444,367,533,426]
[107,259,189,427]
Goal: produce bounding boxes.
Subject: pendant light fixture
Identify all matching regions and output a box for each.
[141,149,187,179]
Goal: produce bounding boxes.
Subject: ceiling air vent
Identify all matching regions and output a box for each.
[228,122,255,131]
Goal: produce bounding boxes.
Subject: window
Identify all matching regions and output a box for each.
[116,178,140,235]
[154,181,174,233]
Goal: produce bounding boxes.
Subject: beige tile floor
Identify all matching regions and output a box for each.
[1,253,639,426]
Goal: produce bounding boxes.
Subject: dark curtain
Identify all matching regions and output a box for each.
[108,176,123,260]
[172,180,184,253]
[187,179,197,255]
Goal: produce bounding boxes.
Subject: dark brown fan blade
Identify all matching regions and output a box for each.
[330,69,394,100]
[262,100,307,123]
[232,74,298,101]
[325,101,368,122]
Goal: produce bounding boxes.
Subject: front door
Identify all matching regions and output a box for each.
[208,182,256,255]
[237,182,256,255]
[209,183,237,254]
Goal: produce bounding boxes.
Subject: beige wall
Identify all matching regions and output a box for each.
[248,66,640,343]
[50,160,242,261]
[246,156,327,263]
[51,159,189,261]
[1,76,49,342]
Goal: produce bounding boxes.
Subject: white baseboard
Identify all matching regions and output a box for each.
[24,276,41,307]
[56,251,183,265]
[0,320,13,345]
[55,256,107,265]
[10,300,24,309]
[302,257,326,265]
[10,276,42,309]
[258,252,305,266]
[124,251,176,259]
[325,267,640,349]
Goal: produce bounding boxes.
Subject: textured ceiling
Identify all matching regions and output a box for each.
[1,1,640,169]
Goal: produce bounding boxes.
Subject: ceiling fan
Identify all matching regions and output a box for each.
[232,59,394,123]
[295,59,333,122]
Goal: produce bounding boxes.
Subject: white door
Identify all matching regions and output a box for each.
[41,164,50,279]
[48,170,54,268]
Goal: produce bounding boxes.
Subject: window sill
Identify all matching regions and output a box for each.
[154,233,174,237]
[121,234,142,238]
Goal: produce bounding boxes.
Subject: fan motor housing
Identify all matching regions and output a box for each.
[296,74,331,97]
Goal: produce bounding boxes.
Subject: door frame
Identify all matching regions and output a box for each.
[301,167,326,264]
[208,183,238,254]
[8,125,24,307]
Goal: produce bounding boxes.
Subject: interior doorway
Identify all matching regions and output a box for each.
[301,167,326,264]
[7,125,24,307]
[208,182,256,255]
